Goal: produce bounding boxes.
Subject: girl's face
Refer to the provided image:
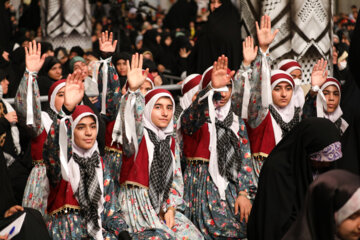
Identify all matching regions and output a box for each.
[74,116,97,150]
[337,210,360,240]
[272,82,293,108]
[323,85,340,114]
[116,59,128,76]
[48,63,62,80]
[151,97,173,128]
[210,0,222,12]
[140,80,153,96]
[54,87,65,112]
[1,78,9,95]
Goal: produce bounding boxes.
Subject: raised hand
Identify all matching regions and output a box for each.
[211,55,235,89]
[127,53,149,91]
[256,15,279,52]
[179,48,191,58]
[311,58,328,87]
[64,70,85,112]
[25,40,47,72]
[99,31,118,53]
[242,36,258,67]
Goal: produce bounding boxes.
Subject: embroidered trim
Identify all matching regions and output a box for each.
[104,146,123,154]
[186,157,210,162]
[49,204,81,216]
[252,152,269,158]
[309,141,342,162]
[122,181,149,189]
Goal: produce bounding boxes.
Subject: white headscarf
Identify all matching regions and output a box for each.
[278,59,305,108]
[316,78,348,133]
[198,66,239,200]
[59,105,104,240]
[270,70,297,144]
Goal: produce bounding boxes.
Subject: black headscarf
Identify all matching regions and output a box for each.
[6,47,25,97]
[38,56,61,78]
[163,0,198,30]
[188,0,242,73]
[283,169,360,240]
[112,52,131,90]
[247,118,341,240]
[142,29,162,62]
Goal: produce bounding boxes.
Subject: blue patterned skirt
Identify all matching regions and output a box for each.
[184,162,248,239]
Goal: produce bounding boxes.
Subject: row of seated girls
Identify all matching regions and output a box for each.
[8,15,358,240]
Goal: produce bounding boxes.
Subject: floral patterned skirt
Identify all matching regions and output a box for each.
[119,186,204,240]
[22,162,49,216]
[183,162,247,239]
[103,149,122,196]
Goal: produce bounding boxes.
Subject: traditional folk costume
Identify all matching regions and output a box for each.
[97,56,124,198]
[242,52,303,177]
[16,72,65,215]
[174,73,202,172]
[180,67,256,239]
[283,169,360,240]
[118,88,204,239]
[278,59,305,107]
[43,105,128,239]
[302,77,348,135]
[247,118,343,240]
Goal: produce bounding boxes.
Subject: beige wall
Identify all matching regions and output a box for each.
[335,0,358,14]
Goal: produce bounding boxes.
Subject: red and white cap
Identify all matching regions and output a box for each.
[278,59,302,74]
[59,105,98,181]
[316,77,343,121]
[181,74,202,95]
[48,79,66,113]
[271,70,295,90]
[320,77,341,92]
[180,74,202,111]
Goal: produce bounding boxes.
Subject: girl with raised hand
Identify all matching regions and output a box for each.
[118,53,204,239]
[302,58,348,135]
[43,73,130,239]
[180,54,256,239]
[15,40,65,215]
[237,15,301,177]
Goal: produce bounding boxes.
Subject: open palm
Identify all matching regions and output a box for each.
[311,58,328,87]
[256,15,279,52]
[211,55,235,89]
[127,53,149,91]
[25,40,47,72]
[242,36,258,66]
[64,70,85,111]
[99,31,117,53]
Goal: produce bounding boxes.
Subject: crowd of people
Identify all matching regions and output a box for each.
[0,0,360,240]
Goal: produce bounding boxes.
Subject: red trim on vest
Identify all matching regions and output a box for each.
[182,124,211,160]
[246,112,276,156]
[47,179,79,213]
[120,135,176,187]
[31,129,48,161]
[279,61,301,72]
